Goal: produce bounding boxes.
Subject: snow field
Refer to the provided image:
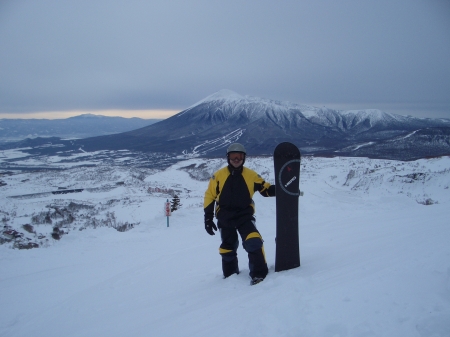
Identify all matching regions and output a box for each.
[1,154,449,336]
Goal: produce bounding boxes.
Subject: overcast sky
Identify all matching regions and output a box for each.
[1,0,449,119]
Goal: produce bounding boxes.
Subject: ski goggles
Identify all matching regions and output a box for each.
[228,152,244,161]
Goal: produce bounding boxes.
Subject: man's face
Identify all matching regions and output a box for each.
[228,152,244,168]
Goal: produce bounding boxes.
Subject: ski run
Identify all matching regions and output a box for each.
[1,152,450,337]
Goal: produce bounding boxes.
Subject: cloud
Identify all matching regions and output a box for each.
[0,0,449,118]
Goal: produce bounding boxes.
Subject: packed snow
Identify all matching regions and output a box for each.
[1,151,450,337]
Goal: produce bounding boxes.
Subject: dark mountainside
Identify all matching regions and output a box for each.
[2,90,449,160]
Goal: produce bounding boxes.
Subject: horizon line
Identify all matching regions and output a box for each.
[0,109,181,120]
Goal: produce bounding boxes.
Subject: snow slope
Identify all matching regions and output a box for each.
[1,154,450,337]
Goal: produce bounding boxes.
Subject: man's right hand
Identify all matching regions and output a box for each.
[205,219,217,235]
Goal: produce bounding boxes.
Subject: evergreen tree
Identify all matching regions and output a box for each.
[171,195,182,212]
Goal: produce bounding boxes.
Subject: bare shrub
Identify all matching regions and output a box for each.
[22,224,35,233]
[417,198,438,205]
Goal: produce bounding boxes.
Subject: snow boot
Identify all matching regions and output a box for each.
[250,277,264,285]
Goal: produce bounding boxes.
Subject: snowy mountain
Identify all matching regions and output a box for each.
[69,90,450,160]
[1,148,449,336]
[0,114,161,143]
[2,90,449,160]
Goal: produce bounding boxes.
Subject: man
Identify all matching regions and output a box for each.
[203,143,276,285]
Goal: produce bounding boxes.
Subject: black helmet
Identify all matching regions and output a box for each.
[226,143,246,154]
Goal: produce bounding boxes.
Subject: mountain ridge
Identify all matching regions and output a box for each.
[1,90,449,161]
[0,114,161,143]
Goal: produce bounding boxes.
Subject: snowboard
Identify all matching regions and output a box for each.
[274,142,301,272]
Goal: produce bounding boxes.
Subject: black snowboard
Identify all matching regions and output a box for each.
[274,142,301,272]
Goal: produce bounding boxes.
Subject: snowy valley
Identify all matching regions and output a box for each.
[1,148,449,336]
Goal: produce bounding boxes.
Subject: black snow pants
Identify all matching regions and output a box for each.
[219,219,268,279]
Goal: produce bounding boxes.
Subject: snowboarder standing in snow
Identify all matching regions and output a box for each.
[204,143,276,285]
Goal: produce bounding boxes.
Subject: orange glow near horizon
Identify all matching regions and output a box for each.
[0,109,181,120]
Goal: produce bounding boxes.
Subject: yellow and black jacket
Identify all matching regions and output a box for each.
[204,165,275,228]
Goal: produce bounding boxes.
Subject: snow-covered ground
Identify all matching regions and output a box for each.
[1,152,449,337]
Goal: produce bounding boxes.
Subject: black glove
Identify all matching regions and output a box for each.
[205,219,217,235]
